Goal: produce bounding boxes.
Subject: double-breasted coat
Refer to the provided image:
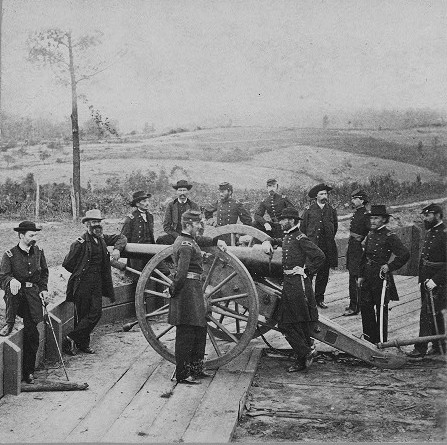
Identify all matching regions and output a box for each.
[346,206,370,276]
[163,199,200,240]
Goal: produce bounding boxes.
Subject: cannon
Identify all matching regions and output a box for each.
[118,225,407,369]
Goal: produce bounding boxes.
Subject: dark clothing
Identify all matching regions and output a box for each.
[253,192,295,238]
[0,244,49,376]
[168,232,217,380]
[204,197,252,226]
[62,232,127,348]
[271,226,325,360]
[359,226,410,344]
[159,198,200,243]
[121,209,155,272]
[414,222,446,354]
[346,206,370,312]
[300,202,338,303]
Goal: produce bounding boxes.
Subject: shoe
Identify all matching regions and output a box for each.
[317,301,328,309]
[192,370,213,379]
[177,376,201,384]
[78,346,95,354]
[22,373,34,384]
[62,336,77,356]
[427,348,444,356]
[304,351,314,369]
[407,349,425,359]
[0,324,13,336]
[343,308,359,316]
[287,362,306,372]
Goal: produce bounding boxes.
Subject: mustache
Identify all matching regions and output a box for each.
[29,240,37,246]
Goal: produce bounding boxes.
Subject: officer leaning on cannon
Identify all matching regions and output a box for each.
[167,210,227,384]
[262,208,325,372]
[343,189,370,316]
[0,221,50,384]
[253,178,296,239]
[357,205,410,345]
[408,203,446,358]
[157,179,200,245]
[121,190,155,274]
[62,209,127,356]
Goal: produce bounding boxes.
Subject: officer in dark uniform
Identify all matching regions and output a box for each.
[408,203,446,358]
[157,180,200,245]
[168,210,227,384]
[343,189,370,316]
[262,208,325,372]
[204,182,252,243]
[0,221,49,384]
[62,209,127,355]
[358,205,410,344]
[253,178,296,239]
[300,183,338,309]
[121,190,155,273]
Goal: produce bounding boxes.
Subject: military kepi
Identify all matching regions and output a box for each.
[173,179,193,190]
[368,205,390,217]
[129,190,151,206]
[308,183,333,199]
[351,189,368,201]
[219,182,233,192]
[181,210,202,223]
[13,220,41,232]
[266,178,277,186]
[421,203,443,215]
[279,208,302,220]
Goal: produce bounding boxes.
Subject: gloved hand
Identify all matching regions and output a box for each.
[425,279,437,290]
[110,249,121,261]
[261,240,273,255]
[217,240,227,252]
[264,223,272,232]
[290,266,307,277]
[9,278,21,296]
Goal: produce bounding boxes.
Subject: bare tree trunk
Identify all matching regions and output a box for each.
[68,31,81,220]
[35,178,40,220]
[0,0,3,139]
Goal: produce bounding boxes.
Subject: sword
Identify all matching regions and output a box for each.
[426,285,445,355]
[379,272,388,344]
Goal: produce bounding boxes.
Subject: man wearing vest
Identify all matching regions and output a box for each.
[408,203,446,358]
[0,221,50,384]
[157,180,200,245]
[358,205,410,344]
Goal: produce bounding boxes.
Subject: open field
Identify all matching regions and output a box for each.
[0,126,444,191]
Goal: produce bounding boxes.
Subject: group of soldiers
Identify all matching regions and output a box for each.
[0,177,445,385]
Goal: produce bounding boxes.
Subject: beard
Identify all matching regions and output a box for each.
[29,239,37,246]
[319,198,328,204]
[90,225,104,238]
[424,220,437,230]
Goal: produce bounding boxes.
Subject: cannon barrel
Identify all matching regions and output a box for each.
[121,242,284,277]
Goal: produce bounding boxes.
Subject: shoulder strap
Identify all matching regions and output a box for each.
[77,237,85,243]
[5,250,12,258]
[181,240,193,247]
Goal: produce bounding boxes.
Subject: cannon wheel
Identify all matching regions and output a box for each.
[211,223,270,246]
[135,243,260,369]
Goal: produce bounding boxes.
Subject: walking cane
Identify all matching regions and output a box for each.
[379,271,388,344]
[41,298,70,381]
[426,284,445,355]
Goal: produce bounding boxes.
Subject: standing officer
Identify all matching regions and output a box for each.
[300,183,338,309]
[0,221,49,384]
[121,190,155,273]
[62,209,127,355]
[253,178,296,239]
[358,205,410,344]
[408,203,446,358]
[262,208,325,372]
[157,180,200,245]
[168,210,227,384]
[343,189,370,316]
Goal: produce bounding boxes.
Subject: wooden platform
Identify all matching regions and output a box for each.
[0,271,424,442]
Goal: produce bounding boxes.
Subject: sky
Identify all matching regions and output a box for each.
[2,0,446,132]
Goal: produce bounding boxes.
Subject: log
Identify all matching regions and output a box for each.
[21,380,89,392]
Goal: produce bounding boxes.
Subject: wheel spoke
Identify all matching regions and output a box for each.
[144,289,170,298]
[156,324,174,340]
[207,314,239,343]
[207,271,238,297]
[210,293,248,304]
[207,326,222,356]
[154,268,173,285]
[231,233,236,246]
[202,255,219,292]
[146,304,169,317]
[235,302,240,333]
[149,276,170,286]
[219,300,230,324]
[211,304,249,322]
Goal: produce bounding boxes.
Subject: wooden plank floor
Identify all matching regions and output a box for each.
[0,271,423,442]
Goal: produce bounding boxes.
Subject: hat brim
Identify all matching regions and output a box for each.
[81,216,105,224]
[13,227,41,232]
[129,194,152,206]
[173,185,192,190]
[308,185,333,198]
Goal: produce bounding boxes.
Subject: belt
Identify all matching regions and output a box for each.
[366,258,382,266]
[186,272,202,280]
[283,269,296,275]
[20,282,35,288]
[422,259,446,268]
[349,232,365,242]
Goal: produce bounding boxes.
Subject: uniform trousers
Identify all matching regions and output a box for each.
[347,273,360,312]
[67,269,103,349]
[314,254,330,303]
[18,294,40,377]
[175,324,207,380]
[278,321,312,362]
[360,275,389,344]
[414,285,446,354]
[4,291,18,326]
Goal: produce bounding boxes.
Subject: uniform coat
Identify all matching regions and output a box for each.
[121,209,155,271]
[205,197,252,226]
[359,226,410,343]
[162,198,200,241]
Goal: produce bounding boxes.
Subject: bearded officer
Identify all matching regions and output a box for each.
[262,208,325,372]
[168,210,227,384]
[358,205,410,344]
[253,178,296,239]
[62,209,127,355]
[121,190,155,273]
[408,203,446,358]
[0,221,49,384]
[343,189,370,316]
